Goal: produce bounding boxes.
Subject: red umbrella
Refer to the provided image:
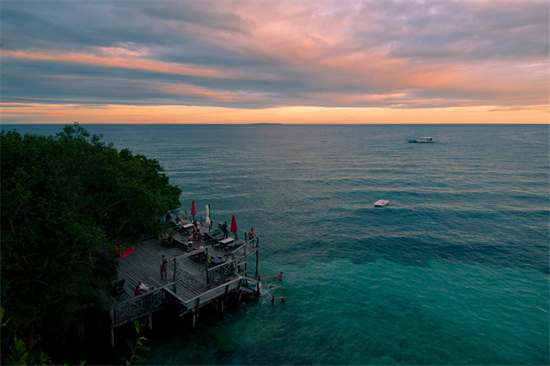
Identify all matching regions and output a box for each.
[191,200,197,220]
[230,215,238,239]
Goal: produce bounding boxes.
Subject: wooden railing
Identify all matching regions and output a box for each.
[110,283,175,327]
[184,277,244,311]
[207,260,235,285]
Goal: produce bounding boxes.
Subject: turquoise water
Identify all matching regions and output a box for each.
[4,124,549,365]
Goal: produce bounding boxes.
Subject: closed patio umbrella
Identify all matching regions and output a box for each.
[230,214,238,240]
[191,200,197,220]
[206,204,211,229]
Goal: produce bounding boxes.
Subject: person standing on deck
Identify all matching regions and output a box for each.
[222,221,229,239]
[160,254,168,280]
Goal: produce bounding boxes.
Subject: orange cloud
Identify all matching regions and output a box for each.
[2,50,273,81]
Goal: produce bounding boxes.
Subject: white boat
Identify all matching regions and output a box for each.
[374,199,389,207]
[408,137,437,143]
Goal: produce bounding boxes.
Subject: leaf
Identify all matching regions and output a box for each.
[133,355,147,364]
[125,338,134,351]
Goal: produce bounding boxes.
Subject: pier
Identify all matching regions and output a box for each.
[106,215,267,347]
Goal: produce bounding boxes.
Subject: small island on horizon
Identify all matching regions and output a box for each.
[249,122,283,125]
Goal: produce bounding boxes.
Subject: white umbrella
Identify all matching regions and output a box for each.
[206,204,211,229]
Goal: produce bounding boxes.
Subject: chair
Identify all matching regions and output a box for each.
[108,278,126,296]
[204,230,223,243]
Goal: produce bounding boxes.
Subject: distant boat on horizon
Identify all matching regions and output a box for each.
[408,137,437,143]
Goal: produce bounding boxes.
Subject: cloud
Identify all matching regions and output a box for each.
[0,0,547,122]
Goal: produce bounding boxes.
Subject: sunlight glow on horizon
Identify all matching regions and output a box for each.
[2,103,546,125]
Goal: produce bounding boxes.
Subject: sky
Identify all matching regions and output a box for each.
[1,0,548,124]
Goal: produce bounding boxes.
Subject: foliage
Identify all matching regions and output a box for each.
[1,307,53,365]
[123,321,150,365]
[1,123,181,356]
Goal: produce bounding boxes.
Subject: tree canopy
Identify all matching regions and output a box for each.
[1,123,181,350]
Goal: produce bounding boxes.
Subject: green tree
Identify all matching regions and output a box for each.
[1,123,181,359]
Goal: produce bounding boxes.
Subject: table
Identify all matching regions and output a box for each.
[219,238,234,245]
[210,256,226,266]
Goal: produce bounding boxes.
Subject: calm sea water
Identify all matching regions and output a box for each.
[4,124,549,365]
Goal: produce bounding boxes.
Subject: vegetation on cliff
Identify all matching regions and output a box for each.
[1,123,181,361]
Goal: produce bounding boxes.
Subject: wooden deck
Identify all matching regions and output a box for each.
[109,220,260,328]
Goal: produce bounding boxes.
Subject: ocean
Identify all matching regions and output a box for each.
[3,123,549,365]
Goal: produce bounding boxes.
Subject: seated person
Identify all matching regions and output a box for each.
[134,285,143,297]
[188,229,202,242]
[166,214,176,226]
[138,280,149,293]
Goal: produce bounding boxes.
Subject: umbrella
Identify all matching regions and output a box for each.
[206,204,211,229]
[230,214,238,239]
[191,200,197,220]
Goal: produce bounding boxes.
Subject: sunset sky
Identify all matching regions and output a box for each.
[1,0,548,124]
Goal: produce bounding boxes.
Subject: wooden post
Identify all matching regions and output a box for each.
[220,300,224,320]
[237,291,244,308]
[109,308,115,349]
[205,249,210,284]
[78,323,85,343]
[172,258,177,293]
[255,249,259,277]
[148,311,153,330]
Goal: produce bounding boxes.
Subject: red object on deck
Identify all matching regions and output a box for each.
[118,247,135,259]
[191,200,197,216]
[230,214,238,233]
